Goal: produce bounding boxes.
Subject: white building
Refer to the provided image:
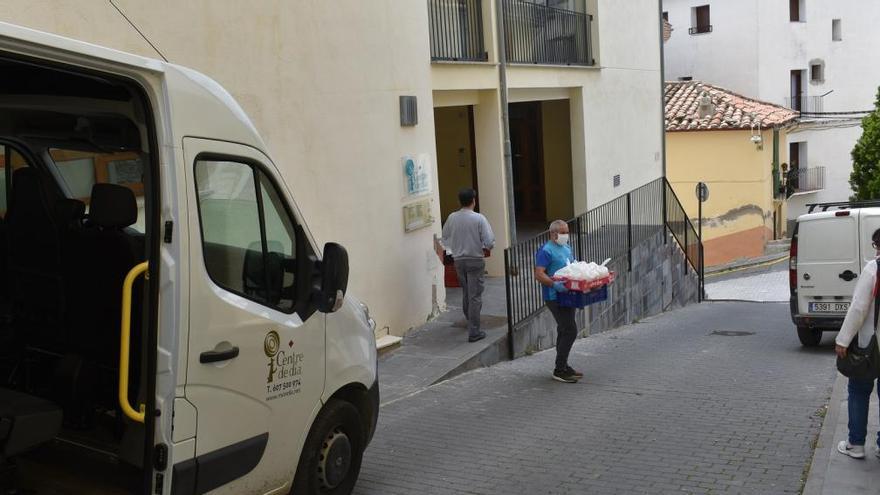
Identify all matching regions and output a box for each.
[1,0,664,338]
[662,0,880,230]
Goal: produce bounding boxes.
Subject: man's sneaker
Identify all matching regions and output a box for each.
[552,369,578,383]
[468,331,487,343]
[837,440,866,459]
[565,366,584,379]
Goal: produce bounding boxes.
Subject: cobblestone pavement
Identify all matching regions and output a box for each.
[355,302,836,495]
[705,264,789,302]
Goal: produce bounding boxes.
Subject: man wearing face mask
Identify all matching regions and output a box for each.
[534,219,582,383]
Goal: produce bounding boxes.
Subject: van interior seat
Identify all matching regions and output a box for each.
[68,183,144,376]
[5,167,83,348]
[0,387,62,462]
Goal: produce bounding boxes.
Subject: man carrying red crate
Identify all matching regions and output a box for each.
[533,219,583,383]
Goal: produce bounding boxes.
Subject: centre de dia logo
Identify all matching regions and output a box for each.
[264,330,304,384]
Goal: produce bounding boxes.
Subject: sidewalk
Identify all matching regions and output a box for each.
[377,277,509,405]
[804,372,880,494]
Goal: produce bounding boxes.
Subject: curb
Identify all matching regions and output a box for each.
[705,252,789,277]
[802,372,845,495]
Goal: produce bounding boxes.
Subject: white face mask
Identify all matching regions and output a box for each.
[555,233,570,246]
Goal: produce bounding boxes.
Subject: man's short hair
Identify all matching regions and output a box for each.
[458,188,476,207]
[549,219,568,234]
[873,228,880,245]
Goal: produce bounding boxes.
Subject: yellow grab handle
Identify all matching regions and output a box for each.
[120,261,149,424]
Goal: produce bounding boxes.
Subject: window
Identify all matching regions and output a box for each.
[662,11,669,21]
[690,5,711,35]
[789,0,804,22]
[810,62,824,83]
[195,158,297,312]
[0,145,29,217]
[832,19,842,41]
[49,149,147,231]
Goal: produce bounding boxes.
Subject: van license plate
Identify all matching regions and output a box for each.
[809,302,850,313]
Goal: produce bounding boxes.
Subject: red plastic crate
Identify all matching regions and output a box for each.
[552,272,616,292]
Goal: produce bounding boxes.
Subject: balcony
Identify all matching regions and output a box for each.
[784,166,826,196]
[428,0,489,62]
[502,0,593,66]
[688,24,712,35]
[785,95,824,113]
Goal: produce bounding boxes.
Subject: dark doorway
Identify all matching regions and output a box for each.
[509,102,546,223]
[434,105,479,222]
[789,142,800,192]
[790,70,803,111]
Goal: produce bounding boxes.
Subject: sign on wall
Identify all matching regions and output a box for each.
[403,154,432,197]
[403,198,434,233]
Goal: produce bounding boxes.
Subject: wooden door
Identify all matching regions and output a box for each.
[509,102,546,222]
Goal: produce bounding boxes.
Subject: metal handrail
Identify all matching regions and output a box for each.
[119,261,148,424]
[503,178,702,358]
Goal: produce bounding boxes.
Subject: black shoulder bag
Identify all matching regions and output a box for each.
[837,259,880,380]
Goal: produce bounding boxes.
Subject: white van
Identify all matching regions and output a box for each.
[789,202,880,346]
[0,22,378,495]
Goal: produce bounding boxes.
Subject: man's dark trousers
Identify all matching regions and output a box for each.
[546,300,577,371]
[454,258,485,339]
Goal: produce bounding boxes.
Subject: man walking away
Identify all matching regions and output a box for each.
[534,219,582,383]
[441,188,495,343]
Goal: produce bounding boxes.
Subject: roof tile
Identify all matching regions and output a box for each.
[665,81,798,132]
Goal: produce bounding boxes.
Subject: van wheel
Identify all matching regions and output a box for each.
[292,399,364,495]
[797,325,822,346]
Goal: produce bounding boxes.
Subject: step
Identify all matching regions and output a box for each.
[377,314,509,406]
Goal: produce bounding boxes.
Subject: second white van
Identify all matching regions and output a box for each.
[790,202,880,346]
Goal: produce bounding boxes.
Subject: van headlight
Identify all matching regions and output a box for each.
[359,301,376,332]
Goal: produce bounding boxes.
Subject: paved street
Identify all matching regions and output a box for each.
[705,262,789,302]
[357,301,836,495]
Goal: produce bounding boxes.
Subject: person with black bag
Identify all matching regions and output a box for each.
[836,228,880,459]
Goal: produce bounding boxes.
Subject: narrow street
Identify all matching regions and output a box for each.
[357,263,837,494]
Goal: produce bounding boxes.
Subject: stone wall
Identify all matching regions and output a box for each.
[511,228,700,357]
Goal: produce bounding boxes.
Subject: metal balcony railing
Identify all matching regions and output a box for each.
[688,24,712,35]
[786,166,826,195]
[502,0,593,66]
[428,0,488,62]
[785,95,824,113]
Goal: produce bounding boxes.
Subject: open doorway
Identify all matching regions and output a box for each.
[0,56,158,494]
[509,100,574,241]
[434,105,479,221]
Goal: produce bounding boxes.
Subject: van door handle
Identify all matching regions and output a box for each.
[200,347,240,364]
[839,270,858,282]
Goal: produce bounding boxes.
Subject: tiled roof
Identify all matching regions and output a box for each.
[663,20,673,42]
[665,81,798,132]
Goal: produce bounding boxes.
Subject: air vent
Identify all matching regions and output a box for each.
[613,174,621,187]
[400,96,418,126]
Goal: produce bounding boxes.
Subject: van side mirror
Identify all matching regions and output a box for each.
[316,242,349,313]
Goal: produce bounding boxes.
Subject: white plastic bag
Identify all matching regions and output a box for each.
[554,260,610,281]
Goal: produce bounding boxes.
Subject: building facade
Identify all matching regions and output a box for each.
[665,81,796,266]
[1,0,664,337]
[662,0,880,229]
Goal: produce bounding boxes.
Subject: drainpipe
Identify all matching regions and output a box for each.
[657,0,667,179]
[495,0,517,245]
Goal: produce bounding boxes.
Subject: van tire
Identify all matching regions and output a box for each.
[292,399,364,495]
[797,325,822,346]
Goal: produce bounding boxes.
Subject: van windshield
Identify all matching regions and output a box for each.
[48,149,147,232]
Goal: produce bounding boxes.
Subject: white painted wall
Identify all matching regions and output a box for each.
[663,0,880,221]
[663,0,761,97]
